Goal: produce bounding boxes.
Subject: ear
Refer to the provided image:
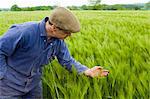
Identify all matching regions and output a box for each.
[51,25,57,32]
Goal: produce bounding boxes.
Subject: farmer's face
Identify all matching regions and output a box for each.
[52,25,71,40]
[46,21,71,40]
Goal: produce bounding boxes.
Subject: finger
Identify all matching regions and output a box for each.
[103,69,109,72]
[102,69,109,73]
[101,71,109,77]
[95,66,103,69]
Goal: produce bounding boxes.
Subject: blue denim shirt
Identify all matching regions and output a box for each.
[0,17,88,93]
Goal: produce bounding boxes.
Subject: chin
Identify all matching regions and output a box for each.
[58,37,65,40]
[56,36,66,40]
[60,38,65,40]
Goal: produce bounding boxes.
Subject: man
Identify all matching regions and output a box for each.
[0,7,109,98]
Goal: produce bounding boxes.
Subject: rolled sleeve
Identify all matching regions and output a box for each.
[56,40,89,73]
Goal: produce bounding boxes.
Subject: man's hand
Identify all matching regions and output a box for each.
[84,66,109,78]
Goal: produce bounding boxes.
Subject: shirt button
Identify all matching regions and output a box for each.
[50,43,53,46]
[44,40,46,42]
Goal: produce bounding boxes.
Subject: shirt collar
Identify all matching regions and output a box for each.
[39,17,58,44]
[39,17,49,37]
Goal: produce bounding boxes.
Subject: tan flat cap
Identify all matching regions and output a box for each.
[49,7,80,33]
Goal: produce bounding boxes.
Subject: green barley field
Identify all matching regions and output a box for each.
[0,11,150,99]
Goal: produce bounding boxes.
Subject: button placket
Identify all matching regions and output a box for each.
[48,42,56,61]
[50,43,53,46]
[44,39,47,49]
